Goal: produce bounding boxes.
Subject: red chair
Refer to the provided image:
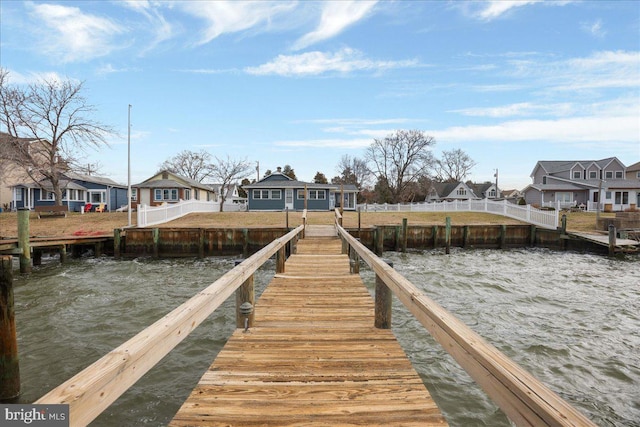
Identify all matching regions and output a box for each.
[84,203,93,212]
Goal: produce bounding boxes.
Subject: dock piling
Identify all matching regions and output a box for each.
[445,217,451,254]
[374,259,393,329]
[608,224,616,256]
[234,260,255,329]
[0,255,20,401]
[17,208,31,274]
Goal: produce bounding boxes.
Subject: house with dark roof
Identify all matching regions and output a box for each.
[426,181,499,202]
[131,170,216,210]
[10,171,128,212]
[243,168,358,211]
[522,157,639,211]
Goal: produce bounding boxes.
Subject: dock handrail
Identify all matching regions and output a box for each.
[335,220,596,427]
[36,225,305,426]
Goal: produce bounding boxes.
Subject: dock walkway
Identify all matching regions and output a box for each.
[169,225,446,426]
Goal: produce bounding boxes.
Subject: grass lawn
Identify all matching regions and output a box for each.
[0,209,613,239]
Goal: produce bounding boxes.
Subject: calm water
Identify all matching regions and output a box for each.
[10,249,640,426]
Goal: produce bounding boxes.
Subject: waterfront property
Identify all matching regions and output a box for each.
[243,168,358,211]
[131,170,217,210]
[10,171,128,212]
[523,157,640,211]
[426,181,500,202]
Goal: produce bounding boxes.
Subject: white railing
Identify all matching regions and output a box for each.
[136,200,247,227]
[357,199,560,229]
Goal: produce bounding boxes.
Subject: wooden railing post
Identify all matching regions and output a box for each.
[276,246,286,273]
[374,259,393,329]
[234,260,255,329]
[0,255,20,401]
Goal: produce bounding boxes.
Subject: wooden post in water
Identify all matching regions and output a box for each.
[17,208,31,274]
[374,226,384,256]
[499,225,507,249]
[432,225,438,249]
[0,255,20,401]
[59,245,67,263]
[401,218,408,252]
[198,228,205,259]
[561,214,567,234]
[530,225,537,247]
[234,260,255,329]
[394,226,400,252]
[114,229,121,259]
[462,225,470,248]
[374,259,393,329]
[445,217,451,254]
[608,224,616,256]
[152,228,160,258]
[242,228,249,257]
[285,207,289,230]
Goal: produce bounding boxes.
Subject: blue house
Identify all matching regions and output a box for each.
[243,168,358,211]
[10,172,128,212]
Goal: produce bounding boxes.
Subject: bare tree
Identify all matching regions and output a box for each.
[333,154,371,189]
[434,148,477,182]
[0,68,113,205]
[210,155,252,211]
[159,149,214,182]
[365,129,435,203]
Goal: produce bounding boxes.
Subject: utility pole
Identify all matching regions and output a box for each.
[494,168,499,199]
[127,104,132,227]
[256,161,260,181]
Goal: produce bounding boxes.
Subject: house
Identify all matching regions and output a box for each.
[426,181,499,202]
[626,161,640,181]
[523,157,640,211]
[0,132,56,211]
[10,171,128,212]
[501,189,522,202]
[131,170,216,210]
[243,168,358,211]
[210,183,246,205]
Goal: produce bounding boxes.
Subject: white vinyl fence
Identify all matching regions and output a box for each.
[357,199,560,230]
[137,200,246,227]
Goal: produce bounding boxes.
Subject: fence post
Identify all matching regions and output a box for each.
[503,199,508,215]
[484,198,488,212]
[527,204,531,222]
[234,260,255,329]
[374,259,393,329]
[0,255,20,401]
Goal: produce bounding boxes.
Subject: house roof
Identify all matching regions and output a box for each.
[626,161,640,172]
[244,176,358,192]
[134,170,214,191]
[532,157,620,177]
[63,171,125,188]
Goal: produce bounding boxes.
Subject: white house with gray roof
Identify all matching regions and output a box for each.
[523,157,639,211]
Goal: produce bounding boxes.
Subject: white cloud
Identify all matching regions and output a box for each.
[581,19,607,38]
[245,47,418,76]
[177,1,296,45]
[120,0,174,52]
[292,1,377,50]
[475,1,539,21]
[452,102,575,118]
[430,115,639,146]
[28,3,125,63]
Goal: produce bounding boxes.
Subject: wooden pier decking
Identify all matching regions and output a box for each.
[169,225,446,426]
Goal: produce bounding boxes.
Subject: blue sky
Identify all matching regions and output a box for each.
[1,0,639,190]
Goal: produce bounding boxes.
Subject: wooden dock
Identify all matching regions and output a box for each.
[169,225,446,426]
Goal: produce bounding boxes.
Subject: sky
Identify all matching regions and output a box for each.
[1,0,639,191]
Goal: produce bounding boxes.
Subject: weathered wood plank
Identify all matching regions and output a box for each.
[170,235,446,427]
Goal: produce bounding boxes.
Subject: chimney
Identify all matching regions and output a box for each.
[276,166,282,173]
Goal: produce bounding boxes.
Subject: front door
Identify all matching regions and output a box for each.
[285,189,294,210]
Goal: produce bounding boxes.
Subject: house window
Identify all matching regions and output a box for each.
[297,189,305,199]
[615,192,629,204]
[185,189,191,200]
[15,189,23,201]
[253,189,281,200]
[556,192,572,203]
[194,190,199,200]
[457,188,466,196]
[155,189,179,201]
[605,171,613,179]
[637,171,640,179]
[573,171,581,179]
[41,191,55,201]
[489,189,496,197]
[542,176,547,184]
[605,191,612,200]
[89,191,105,204]
[309,190,325,200]
[589,171,597,179]
[615,171,623,179]
[130,188,137,201]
